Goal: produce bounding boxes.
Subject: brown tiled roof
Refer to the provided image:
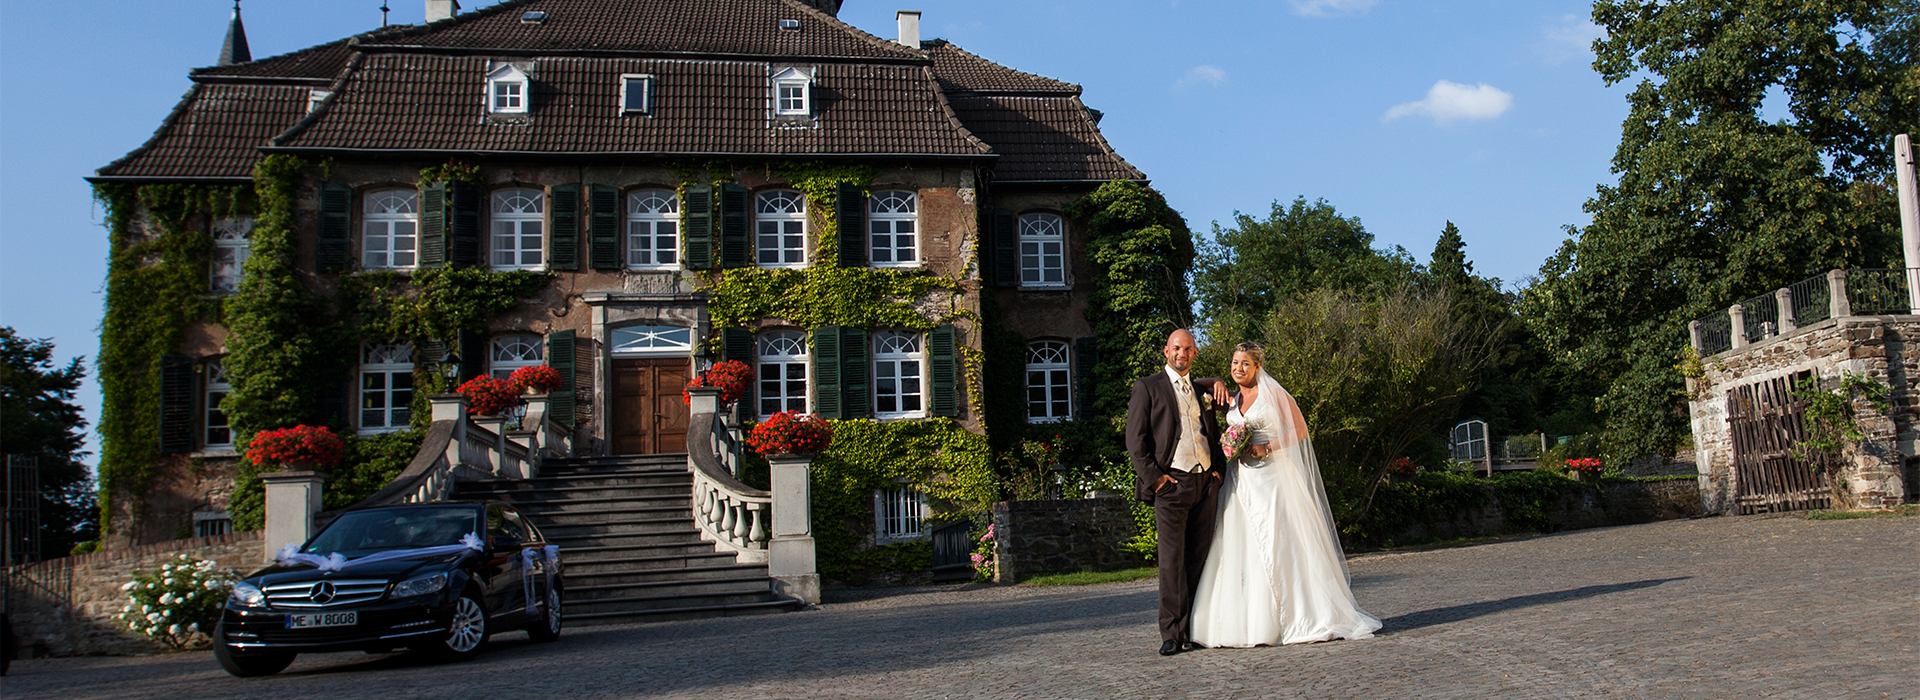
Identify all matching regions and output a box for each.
[945,94,1141,182]
[94,83,313,180]
[360,0,923,61]
[275,54,990,157]
[923,39,1076,95]
[192,37,355,81]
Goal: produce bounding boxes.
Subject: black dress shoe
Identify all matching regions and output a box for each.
[1182,640,1204,652]
[1159,640,1183,656]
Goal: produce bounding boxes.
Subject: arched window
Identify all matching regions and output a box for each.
[489,334,545,380]
[757,331,808,418]
[360,342,415,434]
[1018,212,1066,288]
[363,189,419,269]
[210,217,252,294]
[627,189,680,270]
[610,325,695,355]
[490,188,545,270]
[205,360,232,448]
[755,190,806,268]
[868,190,917,268]
[873,331,925,419]
[1026,340,1072,422]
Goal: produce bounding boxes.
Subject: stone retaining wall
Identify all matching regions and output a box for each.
[990,498,1143,583]
[4,531,262,657]
[1388,479,1703,544]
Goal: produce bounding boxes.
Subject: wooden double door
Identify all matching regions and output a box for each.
[610,357,690,455]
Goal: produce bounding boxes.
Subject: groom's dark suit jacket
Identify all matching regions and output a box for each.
[1125,371,1227,503]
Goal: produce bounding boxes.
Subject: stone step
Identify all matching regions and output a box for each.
[538,517,696,538]
[565,551,741,574]
[562,563,768,587]
[466,473,691,493]
[463,482,690,500]
[563,597,803,626]
[528,504,691,524]
[561,575,774,602]
[567,589,786,615]
[497,494,691,513]
[562,540,719,562]
[546,529,705,549]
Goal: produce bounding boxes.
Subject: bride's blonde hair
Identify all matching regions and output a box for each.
[1232,342,1265,367]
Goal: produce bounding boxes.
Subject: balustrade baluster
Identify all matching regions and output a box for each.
[747,504,767,547]
[731,503,750,543]
[720,499,738,541]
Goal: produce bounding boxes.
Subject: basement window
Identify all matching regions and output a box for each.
[621,74,655,115]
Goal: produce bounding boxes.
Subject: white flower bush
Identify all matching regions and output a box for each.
[114,554,238,650]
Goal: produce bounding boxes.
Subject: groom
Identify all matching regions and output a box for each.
[1126,329,1227,656]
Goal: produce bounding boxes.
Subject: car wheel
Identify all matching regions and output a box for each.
[524,586,562,643]
[212,623,295,677]
[420,589,489,662]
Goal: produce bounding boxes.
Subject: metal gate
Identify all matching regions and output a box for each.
[1727,373,1832,514]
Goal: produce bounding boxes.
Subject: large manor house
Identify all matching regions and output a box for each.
[92,0,1145,547]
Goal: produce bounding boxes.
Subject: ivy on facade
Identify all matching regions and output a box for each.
[1068,180,1197,418]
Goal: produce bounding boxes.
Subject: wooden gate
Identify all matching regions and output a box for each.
[1726,372,1831,514]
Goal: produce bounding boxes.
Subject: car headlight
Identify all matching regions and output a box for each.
[391,572,449,599]
[229,581,266,608]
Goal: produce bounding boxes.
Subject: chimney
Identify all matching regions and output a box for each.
[426,0,460,23]
[895,11,921,50]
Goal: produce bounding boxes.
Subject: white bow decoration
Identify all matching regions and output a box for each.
[276,532,486,572]
[519,544,562,613]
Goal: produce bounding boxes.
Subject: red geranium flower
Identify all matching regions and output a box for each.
[509,365,563,394]
[457,376,522,416]
[745,411,833,456]
[683,360,753,405]
[247,425,345,469]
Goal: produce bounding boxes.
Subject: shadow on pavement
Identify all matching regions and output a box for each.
[1378,577,1691,634]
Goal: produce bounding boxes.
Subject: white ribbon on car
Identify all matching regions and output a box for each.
[276,532,486,572]
[519,545,561,613]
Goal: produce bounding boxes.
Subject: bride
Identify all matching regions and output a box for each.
[1190,342,1381,647]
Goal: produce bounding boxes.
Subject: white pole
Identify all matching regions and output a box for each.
[1895,135,1919,311]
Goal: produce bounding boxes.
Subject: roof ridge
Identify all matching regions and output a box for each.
[924,38,1078,95]
[192,34,360,80]
[771,0,923,60]
[356,0,544,44]
[921,65,994,157]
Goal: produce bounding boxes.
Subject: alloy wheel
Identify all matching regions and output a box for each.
[447,596,486,653]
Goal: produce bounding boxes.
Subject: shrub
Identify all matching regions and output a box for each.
[245,424,344,470]
[746,411,833,455]
[508,364,562,394]
[115,554,237,650]
[971,523,997,581]
[684,360,753,405]
[456,375,521,416]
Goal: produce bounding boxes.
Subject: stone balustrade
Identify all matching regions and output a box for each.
[685,387,816,604]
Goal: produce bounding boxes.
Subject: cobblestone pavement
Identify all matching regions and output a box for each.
[6,514,1916,700]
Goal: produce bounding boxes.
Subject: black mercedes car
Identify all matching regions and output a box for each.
[214,501,563,677]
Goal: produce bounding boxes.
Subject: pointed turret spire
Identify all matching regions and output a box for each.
[218,0,252,66]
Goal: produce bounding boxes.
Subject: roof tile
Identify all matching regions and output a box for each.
[361,0,923,60]
[946,94,1141,181]
[96,83,312,179]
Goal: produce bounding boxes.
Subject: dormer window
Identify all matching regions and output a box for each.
[621,74,654,115]
[771,66,811,117]
[488,64,529,114]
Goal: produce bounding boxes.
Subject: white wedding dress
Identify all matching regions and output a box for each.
[1190,369,1382,647]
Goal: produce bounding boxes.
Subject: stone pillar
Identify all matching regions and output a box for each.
[262,471,325,562]
[766,454,818,605]
[687,386,721,416]
[430,394,467,469]
[1829,269,1852,319]
[521,394,549,476]
[1729,304,1747,350]
[473,415,518,478]
[1895,135,1919,310]
[1776,288,1797,332]
[1689,320,1703,353]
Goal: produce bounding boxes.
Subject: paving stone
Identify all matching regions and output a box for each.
[5,515,1915,699]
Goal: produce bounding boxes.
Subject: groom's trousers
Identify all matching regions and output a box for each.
[1154,468,1221,642]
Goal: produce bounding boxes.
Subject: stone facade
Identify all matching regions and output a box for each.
[4,531,262,657]
[1687,316,1917,514]
[990,498,1143,582]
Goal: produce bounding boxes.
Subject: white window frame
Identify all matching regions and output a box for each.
[627,189,681,270]
[359,342,415,435]
[1019,212,1067,288]
[210,217,252,295]
[306,89,331,114]
[755,190,807,268]
[772,67,811,117]
[489,188,546,271]
[873,486,929,542]
[488,64,529,114]
[609,325,695,356]
[489,334,545,380]
[868,190,918,268]
[756,331,809,419]
[872,331,927,420]
[1026,341,1072,422]
[362,189,420,270]
[205,361,233,449]
[620,74,654,115]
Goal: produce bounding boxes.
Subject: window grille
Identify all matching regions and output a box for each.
[360,342,414,434]
[755,190,807,267]
[610,325,694,355]
[490,189,545,270]
[627,189,680,269]
[874,487,927,540]
[205,361,233,448]
[363,190,419,269]
[1019,213,1066,287]
[1026,341,1072,421]
[873,331,925,419]
[210,217,252,294]
[757,331,808,418]
[868,190,917,267]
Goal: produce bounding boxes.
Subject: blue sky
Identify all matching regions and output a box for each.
[0,0,1629,466]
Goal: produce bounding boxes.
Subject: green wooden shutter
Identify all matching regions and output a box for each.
[991,207,1017,287]
[448,181,483,268]
[812,327,843,419]
[718,183,751,268]
[1074,336,1100,419]
[683,183,714,270]
[549,184,581,271]
[458,329,487,383]
[841,326,869,418]
[420,182,448,267]
[546,330,576,427]
[159,355,195,454]
[836,182,865,267]
[720,326,756,422]
[929,324,958,417]
[588,184,621,270]
[317,182,353,272]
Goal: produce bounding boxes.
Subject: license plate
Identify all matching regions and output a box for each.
[285,611,358,629]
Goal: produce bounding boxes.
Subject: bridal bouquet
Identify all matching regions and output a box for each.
[1220,423,1252,462]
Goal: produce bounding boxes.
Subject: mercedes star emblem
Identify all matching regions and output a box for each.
[308,580,337,604]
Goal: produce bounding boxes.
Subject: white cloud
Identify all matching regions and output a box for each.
[1288,0,1378,17]
[1383,80,1514,124]
[1176,65,1228,88]
[1538,14,1606,63]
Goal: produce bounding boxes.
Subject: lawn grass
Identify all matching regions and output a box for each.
[1806,504,1918,520]
[1022,567,1158,586]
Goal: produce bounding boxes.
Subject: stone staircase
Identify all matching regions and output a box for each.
[456,454,805,625]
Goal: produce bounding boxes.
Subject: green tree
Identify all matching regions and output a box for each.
[1524,0,1918,461]
[0,328,99,558]
[1195,197,1415,349]
[1427,223,1558,436]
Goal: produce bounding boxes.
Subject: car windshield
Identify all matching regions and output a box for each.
[304,506,480,556]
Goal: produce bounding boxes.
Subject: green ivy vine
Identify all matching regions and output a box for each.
[808,418,995,580]
[1067,180,1197,418]
[418,160,482,186]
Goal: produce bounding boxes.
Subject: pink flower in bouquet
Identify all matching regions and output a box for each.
[1219,423,1251,461]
